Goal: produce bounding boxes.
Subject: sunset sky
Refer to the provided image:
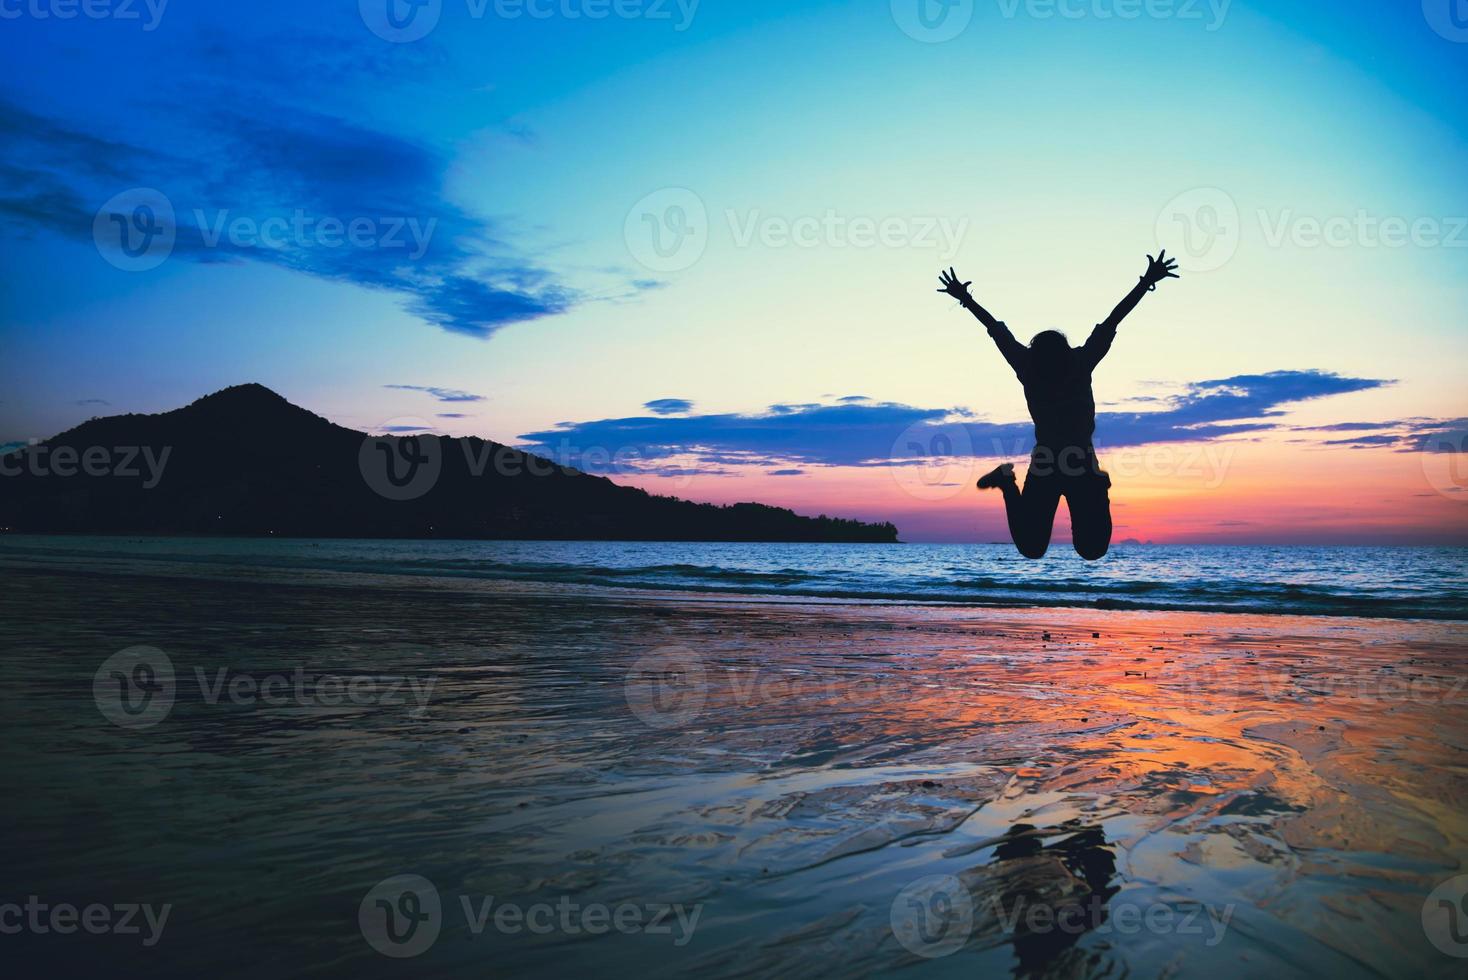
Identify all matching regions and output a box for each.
[1,0,1465,542]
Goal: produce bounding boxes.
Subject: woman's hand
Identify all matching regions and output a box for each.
[937,267,974,303]
[1142,250,1180,288]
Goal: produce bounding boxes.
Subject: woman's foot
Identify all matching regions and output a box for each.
[977,462,1016,490]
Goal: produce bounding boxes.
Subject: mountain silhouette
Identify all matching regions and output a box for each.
[0,384,898,543]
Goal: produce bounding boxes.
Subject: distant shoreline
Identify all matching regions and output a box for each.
[0,530,908,544]
[5,530,1464,548]
[3,537,1464,623]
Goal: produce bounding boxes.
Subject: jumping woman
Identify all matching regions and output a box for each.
[936,251,1180,561]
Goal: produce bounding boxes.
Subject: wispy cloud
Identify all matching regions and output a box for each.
[1293,421,1402,432]
[0,87,592,338]
[1309,417,1468,452]
[384,385,485,403]
[518,370,1397,475]
[1322,433,1400,447]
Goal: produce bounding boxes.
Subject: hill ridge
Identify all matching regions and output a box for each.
[0,385,900,543]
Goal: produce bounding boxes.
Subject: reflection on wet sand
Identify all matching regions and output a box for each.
[1010,826,1116,974]
[2,567,1465,978]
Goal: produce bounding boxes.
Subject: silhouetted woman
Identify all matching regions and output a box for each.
[936,252,1180,560]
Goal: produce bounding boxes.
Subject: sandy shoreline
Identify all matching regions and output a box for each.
[3,563,1466,977]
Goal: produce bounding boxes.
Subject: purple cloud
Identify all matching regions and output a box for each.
[644,398,694,416]
[517,369,1395,476]
[385,385,484,403]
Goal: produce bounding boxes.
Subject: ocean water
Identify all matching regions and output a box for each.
[2,535,1464,620]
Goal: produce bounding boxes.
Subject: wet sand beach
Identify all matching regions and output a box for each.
[2,562,1466,978]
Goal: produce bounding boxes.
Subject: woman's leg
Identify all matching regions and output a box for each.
[1001,473,1061,560]
[1067,469,1113,561]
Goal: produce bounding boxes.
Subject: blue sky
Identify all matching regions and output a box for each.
[1,0,1465,540]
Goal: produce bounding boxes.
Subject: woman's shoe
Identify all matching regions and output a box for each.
[977,462,1016,490]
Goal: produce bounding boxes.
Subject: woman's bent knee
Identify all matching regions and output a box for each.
[1015,540,1050,560]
